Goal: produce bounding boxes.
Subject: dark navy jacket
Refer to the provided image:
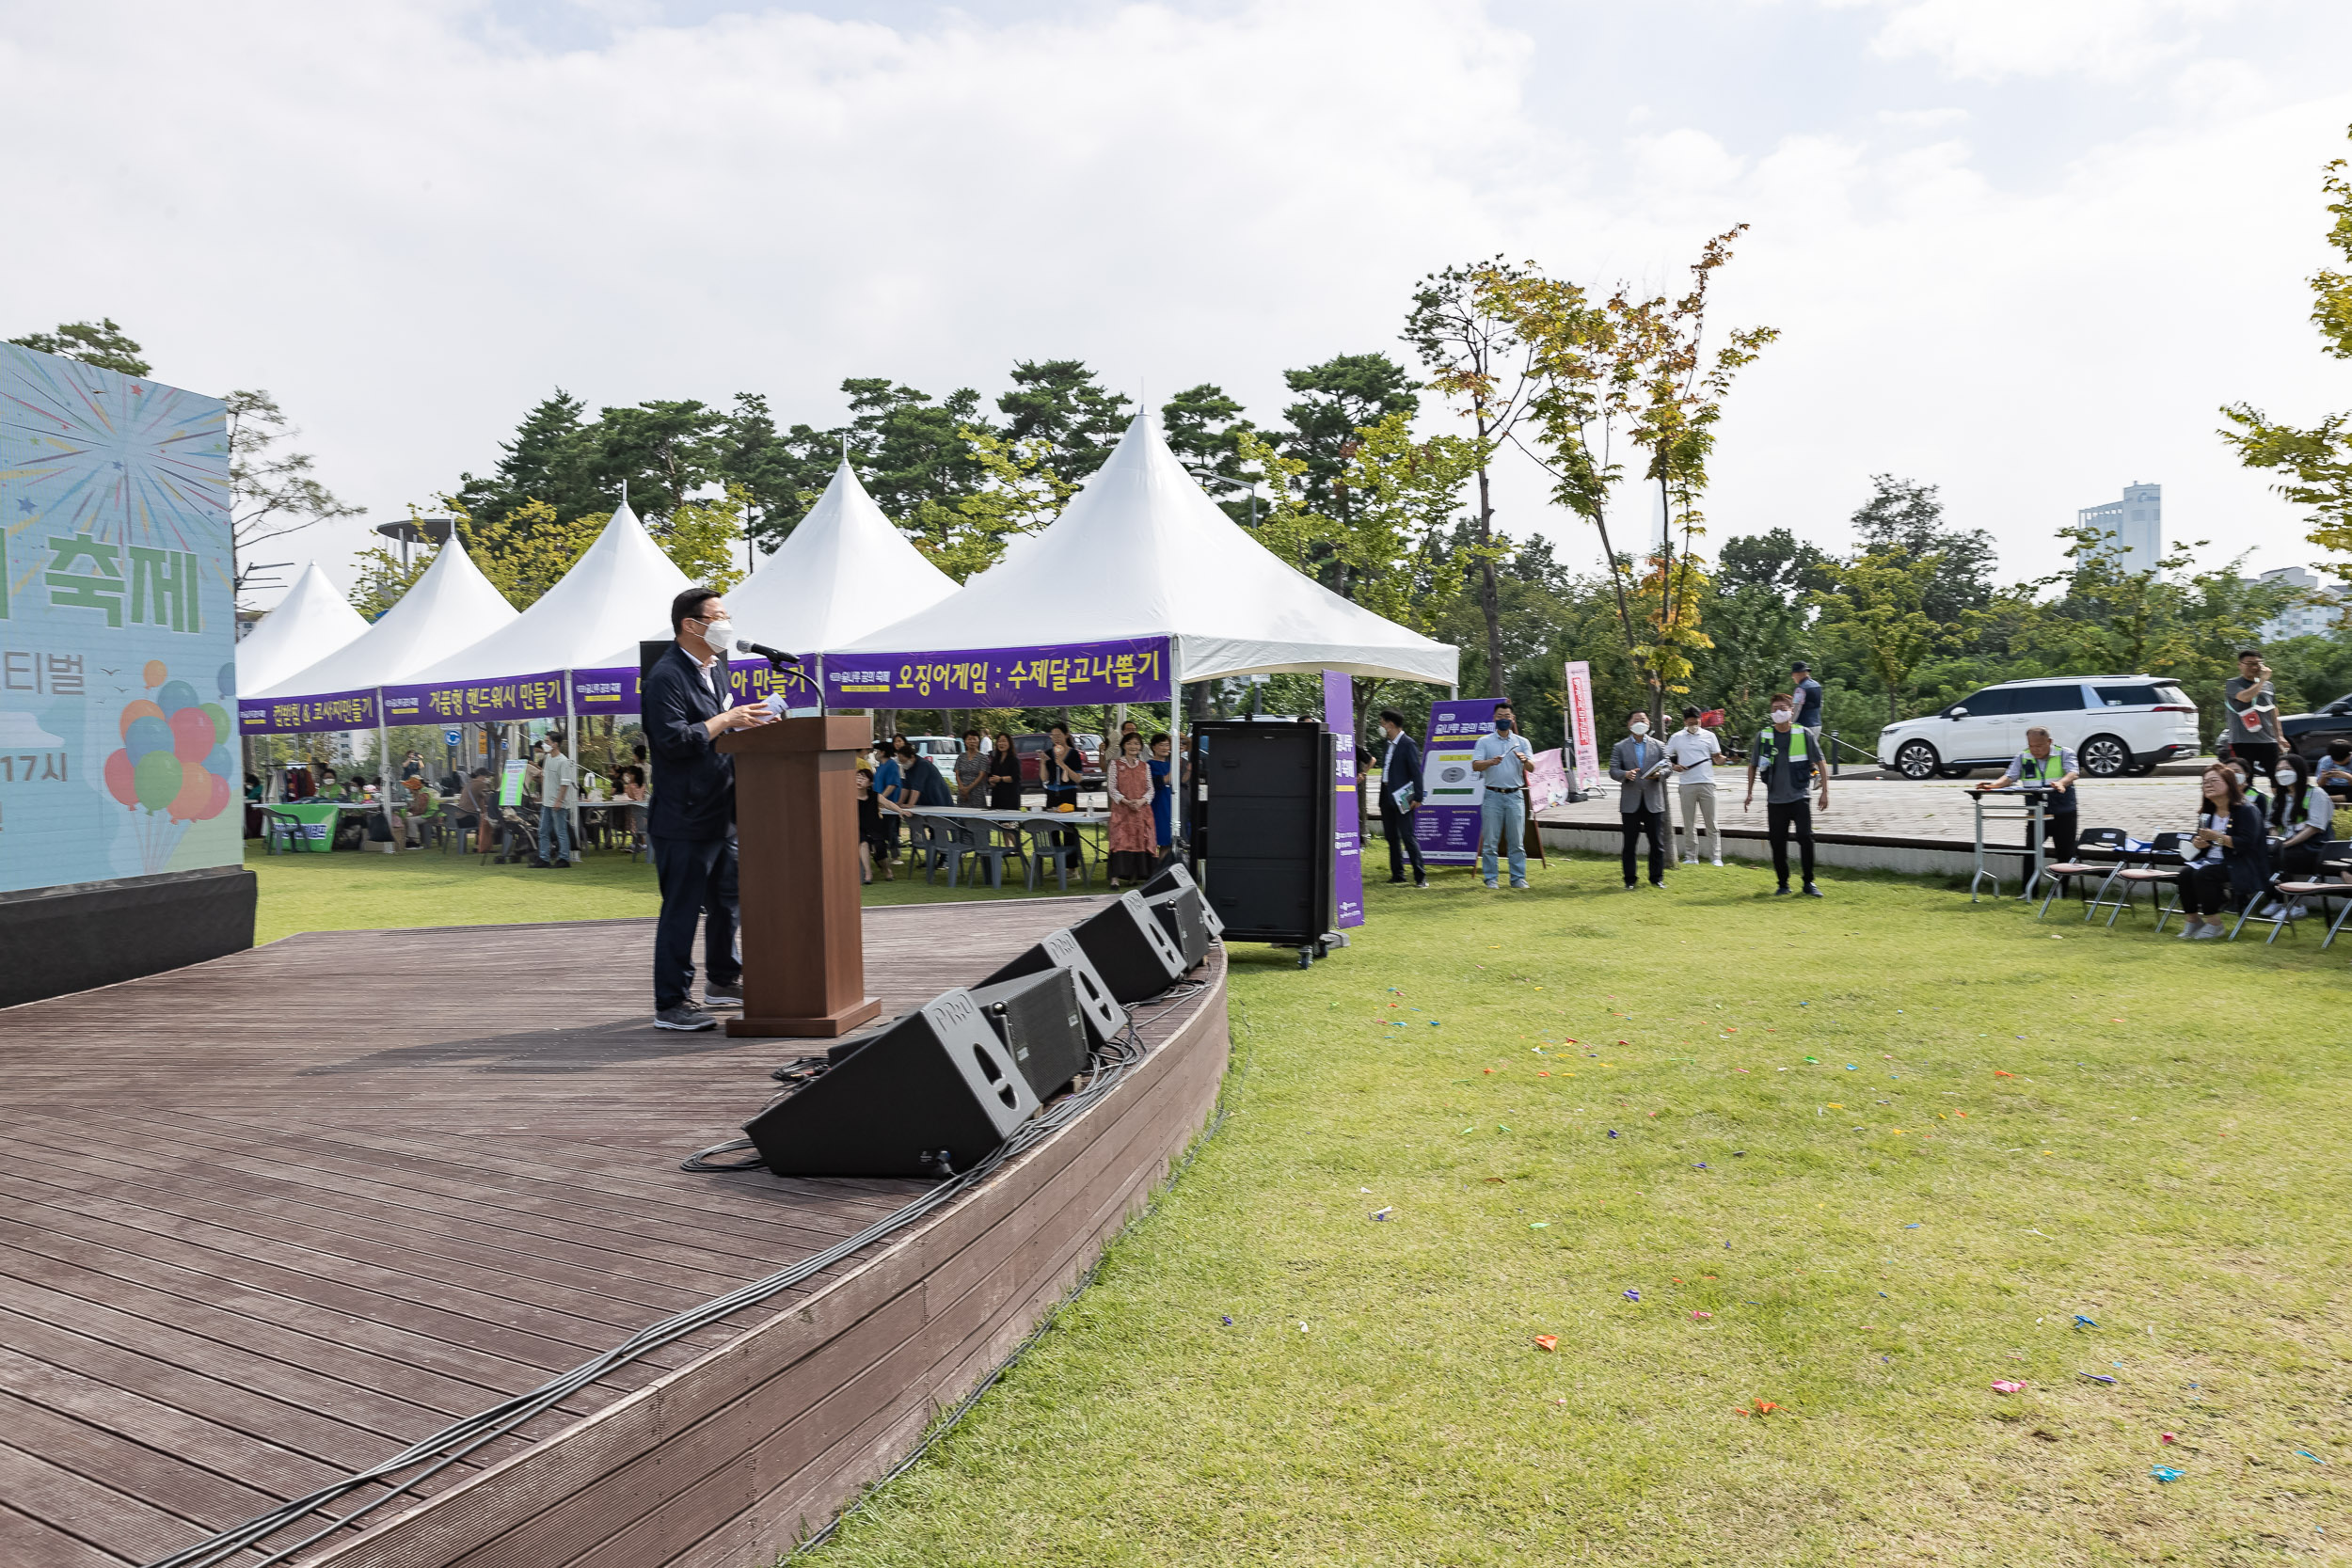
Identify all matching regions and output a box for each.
[1378,732,1422,810]
[644,642,736,840]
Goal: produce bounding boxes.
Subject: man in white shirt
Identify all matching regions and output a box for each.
[1664,706,1724,865]
[1470,702,1535,889]
[537,731,579,867]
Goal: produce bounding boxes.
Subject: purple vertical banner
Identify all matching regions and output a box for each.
[1323,671,1364,928]
[1415,697,1502,865]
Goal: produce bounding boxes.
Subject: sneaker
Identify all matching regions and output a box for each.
[704,980,744,1008]
[1624,881,1638,892]
[1801,883,1824,898]
[2190,926,2222,941]
[1483,879,1499,889]
[1711,855,1724,866]
[1681,854,1698,865]
[1511,879,1529,890]
[1773,885,1791,897]
[1388,877,1410,885]
[2290,903,2310,920]
[2176,923,2201,940]
[654,1003,717,1031]
[1413,878,1429,889]
[1649,879,1666,890]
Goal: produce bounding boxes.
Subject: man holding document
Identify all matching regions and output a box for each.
[1611,709,1671,890]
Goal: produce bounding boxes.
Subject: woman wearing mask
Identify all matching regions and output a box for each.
[2269,752,2332,911]
[1664,705,1724,865]
[2175,767,2267,940]
[1042,722,1086,862]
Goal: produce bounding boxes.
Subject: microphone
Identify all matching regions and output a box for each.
[735,639,802,667]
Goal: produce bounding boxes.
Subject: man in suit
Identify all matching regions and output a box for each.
[644,586,778,1031]
[1610,708,1670,890]
[1375,708,1427,888]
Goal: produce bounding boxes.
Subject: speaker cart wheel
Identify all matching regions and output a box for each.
[1296,945,1315,969]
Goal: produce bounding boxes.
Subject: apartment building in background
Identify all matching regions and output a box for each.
[2256,565,2347,641]
[2077,482,2162,575]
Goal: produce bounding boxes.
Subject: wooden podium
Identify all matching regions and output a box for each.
[718,716,882,1037]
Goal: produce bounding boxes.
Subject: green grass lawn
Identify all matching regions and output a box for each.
[792,861,2350,1568]
[240,842,2350,1564]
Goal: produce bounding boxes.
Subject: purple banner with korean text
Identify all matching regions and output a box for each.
[1323,671,1364,928]
[824,638,1168,709]
[383,670,570,726]
[1414,697,1501,866]
[238,688,379,736]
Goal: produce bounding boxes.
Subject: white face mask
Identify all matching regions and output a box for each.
[1771,709,1792,725]
[697,618,734,654]
[1629,721,1649,736]
[2276,771,2296,786]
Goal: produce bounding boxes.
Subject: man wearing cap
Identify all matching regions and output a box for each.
[1789,660,1823,732]
[1744,692,1830,897]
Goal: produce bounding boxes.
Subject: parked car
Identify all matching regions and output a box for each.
[898,735,963,758]
[1875,675,2199,780]
[1012,730,1103,787]
[2269,691,2352,765]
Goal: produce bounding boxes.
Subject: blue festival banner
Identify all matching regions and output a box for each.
[825,637,1168,709]
[1414,697,1502,866]
[1323,671,1364,927]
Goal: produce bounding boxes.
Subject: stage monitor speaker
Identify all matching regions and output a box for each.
[745,990,1039,1177]
[1139,861,1224,938]
[976,927,1128,1049]
[1142,884,1211,970]
[968,967,1090,1101]
[1071,891,1188,1003]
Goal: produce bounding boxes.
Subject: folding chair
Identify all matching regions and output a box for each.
[2037,827,2126,921]
[946,818,1010,889]
[259,807,303,855]
[908,816,961,886]
[2106,832,2185,930]
[2237,878,2339,944]
[1018,819,1089,893]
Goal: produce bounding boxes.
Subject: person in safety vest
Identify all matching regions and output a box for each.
[1990,725,2081,865]
[1743,692,1829,897]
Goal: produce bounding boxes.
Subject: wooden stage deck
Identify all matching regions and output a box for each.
[0,899,1231,1568]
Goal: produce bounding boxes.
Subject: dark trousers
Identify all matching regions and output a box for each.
[2045,808,2078,864]
[651,830,741,1011]
[1381,799,1425,882]
[1620,806,1666,886]
[1768,800,1816,887]
[2278,836,2328,881]
[2176,861,2233,918]
[2233,740,2280,780]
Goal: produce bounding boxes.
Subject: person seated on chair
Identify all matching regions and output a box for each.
[2313,740,2352,799]
[1991,724,2081,867]
[2268,751,2334,912]
[2176,767,2269,941]
[454,766,491,852]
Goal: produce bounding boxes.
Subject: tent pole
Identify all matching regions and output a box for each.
[375,690,389,838]
[565,675,579,854]
[1168,642,1184,858]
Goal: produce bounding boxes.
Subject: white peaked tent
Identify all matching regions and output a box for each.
[729,460,957,649]
[410,500,691,683]
[253,533,517,698]
[235,562,369,696]
[833,412,1458,687]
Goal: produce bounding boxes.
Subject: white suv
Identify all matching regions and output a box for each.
[1876,676,2200,780]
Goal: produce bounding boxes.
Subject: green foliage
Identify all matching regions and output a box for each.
[997,359,1133,481]
[2222,123,2352,555]
[1160,384,1259,522]
[454,499,599,610]
[1278,352,1420,525]
[659,483,749,593]
[1810,550,1945,723]
[227,389,365,602]
[907,427,1074,582]
[1849,475,1994,629]
[8,317,151,376]
[348,540,432,621]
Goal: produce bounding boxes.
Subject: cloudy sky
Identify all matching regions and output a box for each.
[7,0,2348,608]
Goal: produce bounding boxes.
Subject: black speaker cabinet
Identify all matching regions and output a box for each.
[1188,721,1335,945]
[1140,860,1224,938]
[1071,891,1188,1003]
[977,926,1128,1049]
[1142,884,1211,970]
[968,967,1090,1101]
[745,990,1039,1177]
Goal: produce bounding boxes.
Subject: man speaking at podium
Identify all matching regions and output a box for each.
[645,586,778,1031]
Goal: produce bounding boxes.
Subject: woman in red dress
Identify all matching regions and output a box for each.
[1105,731,1157,886]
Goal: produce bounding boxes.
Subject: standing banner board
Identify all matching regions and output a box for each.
[1322,671,1364,928]
[1528,748,1569,812]
[1413,698,1501,865]
[499,759,528,806]
[0,345,237,891]
[1564,659,1601,796]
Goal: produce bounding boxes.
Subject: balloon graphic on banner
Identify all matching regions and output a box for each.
[215,661,236,700]
[204,744,233,780]
[104,749,138,807]
[170,706,215,762]
[135,751,183,812]
[143,659,168,689]
[124,715,173,762]
[155,679,200,716]
[119,700,167,739]
[198,703,230,745]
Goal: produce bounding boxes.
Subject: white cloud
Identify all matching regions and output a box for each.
[1,0,2345,610]
[1861,0,2237,82]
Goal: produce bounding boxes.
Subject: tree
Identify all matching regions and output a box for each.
[907,428,1075,582]
[588,400,725,521]
[455,499,599,610]
[1160,384,1259,522]
[1406,261,1541,699]
[227,389,365,604]
[997,360,1132,481]
[1277,352,1419,523]
[841,379,993,517]
[451,389,599,529]
[1849,474,1994,628]
[8,317,151,377]
[1811,549,1944,724]
[1717,527,1836,597]
[2222,123,2352,558]
[660,483,750,593]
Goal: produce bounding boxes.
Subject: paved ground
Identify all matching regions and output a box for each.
[1534,774,2210,844]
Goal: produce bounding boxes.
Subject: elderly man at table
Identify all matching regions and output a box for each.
[1989,725,2081,866]
[644,585,777,1032]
